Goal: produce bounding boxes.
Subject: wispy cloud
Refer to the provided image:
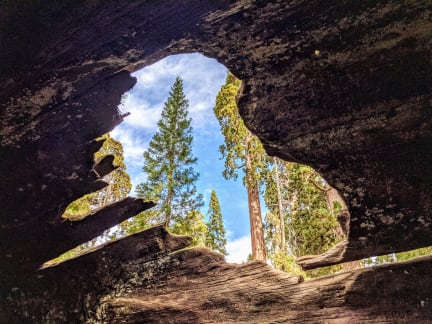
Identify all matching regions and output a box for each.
[111,127,147,169]
[110,54,253,254]
[112,53,227,197]
[110,126,149,194]
[119,95,163,131]
[122,53,227,132]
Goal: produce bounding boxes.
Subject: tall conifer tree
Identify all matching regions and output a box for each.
[214,73,267,261]
[206,190,227,255]
[136,77,203,228]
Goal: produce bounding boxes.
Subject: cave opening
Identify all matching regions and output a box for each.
[41,53,352,279]
[43,52,431,278]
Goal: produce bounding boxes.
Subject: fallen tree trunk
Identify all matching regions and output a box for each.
[1,0,432,321]
[6,226,430,322]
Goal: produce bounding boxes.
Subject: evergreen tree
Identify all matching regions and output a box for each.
[205,190,227,255]
[173,210,207,247]
[287,164,343,258]
[264,160,345,277]
[135,77,203,229]
[214,73,268,261]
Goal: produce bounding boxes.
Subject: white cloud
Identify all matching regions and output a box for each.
[111,53,228,198]
[225,235,251,264]
[123,53,226,133]
[111,127,147,169]
[129,172,146,196]
[110,125,150,196]
[107,54,254,261]
[118,94,163,131]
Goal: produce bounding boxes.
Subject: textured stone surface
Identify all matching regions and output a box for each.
[0,0,432,321]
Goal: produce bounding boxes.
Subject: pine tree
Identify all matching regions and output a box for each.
[287,164,343,258]
[136,77,203,229]
[206,190,227,255]
[214,73,268,261]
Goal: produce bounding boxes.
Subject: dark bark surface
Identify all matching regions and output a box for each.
[10,226,432,323]
[94,248,432,324]
[0,0,431,321]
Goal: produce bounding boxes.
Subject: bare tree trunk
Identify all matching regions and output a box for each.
[165,151,175,228]
[273,157,286,252]
[247,179,266,261]
[245,132,266,261]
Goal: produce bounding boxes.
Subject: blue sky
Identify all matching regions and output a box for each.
[111,53,251,263]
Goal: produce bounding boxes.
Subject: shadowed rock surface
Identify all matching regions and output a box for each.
[0,0,431,322]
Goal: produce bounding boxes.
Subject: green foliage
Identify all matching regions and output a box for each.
[287,163,342,256]
[396,246,432,261]
[63,198,91,221]
[214,73,343,273]
[62,133,131,222]
[94,134,131,206]
[45,134,131,266]
[118,210,155,235]
[213,73,268,185]
[213,73,268,261]
[42,240,94,268]
[135,77,203,230]
[264,160,344,277]
[172,210,208,247]
[205,190,228,255]
[361,246,432,267]
[213,74,245,181]
[306,264,342,278]
[268,250,307,277]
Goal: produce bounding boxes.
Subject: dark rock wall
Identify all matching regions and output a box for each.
[0,0,431,321]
